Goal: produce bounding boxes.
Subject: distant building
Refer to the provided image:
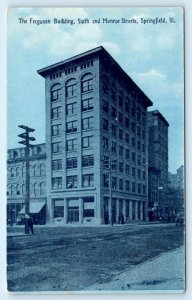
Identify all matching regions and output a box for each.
[37,46,153,225]
[147,110,169,220]
[7,144,46,224]
[168,165,184,214]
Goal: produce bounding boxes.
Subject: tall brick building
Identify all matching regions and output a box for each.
[147,110,169,220]
[37,46,153,225]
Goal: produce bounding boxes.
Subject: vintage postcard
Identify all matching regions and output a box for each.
[7,7,185,293]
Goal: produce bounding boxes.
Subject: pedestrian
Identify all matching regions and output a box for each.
[28,215,35,234]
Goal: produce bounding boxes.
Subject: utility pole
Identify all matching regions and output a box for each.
[18,125,35,234]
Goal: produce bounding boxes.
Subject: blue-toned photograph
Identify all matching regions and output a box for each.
[7,7,185,293]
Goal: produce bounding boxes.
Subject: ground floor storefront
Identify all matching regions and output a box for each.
[47,195,148,225]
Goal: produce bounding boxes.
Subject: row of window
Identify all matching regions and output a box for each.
[52,174,94,189]
[8,164,46,178]
[52,135,93,153]
[51,73,94,101]
[103,118,146,139]
[8,146,44,160]
[52,155,94,170]
[103,137,146,155]
[51,98,94,120]
[7,182,46,196]
[103,174,146,194]
[103,100,146,125]
[51,117,94,136]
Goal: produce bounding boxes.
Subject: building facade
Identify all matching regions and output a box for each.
[168,165,184,214]
[7,144,46,224]
[147,110,169,220]
[37,46,153,225]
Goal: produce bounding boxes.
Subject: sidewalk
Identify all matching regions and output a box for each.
[85,246,185,292]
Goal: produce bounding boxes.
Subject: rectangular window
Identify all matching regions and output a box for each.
[125,133,129,144]
[132,137,135,148]
[66,157,77,169]
[143,185,146,194]
[103,155,109,169]
[119,129,123,140]
[51,89,61,102]
[111,141,117,153]
[132,167,136,178]
[82,174,94,187]
[103,118,109,131]
[137,127,141,138]
[119,145,123,156]
[103,136,109,150]
[111,106,117,119]
[132,182,136,193]
[82,98,94,111]
[51,106,62,119]
[143,171,146,180]
[112,177,117,189]
[137,141,141,150]
[119,179,123,190]
[118,112,123,124]
[82,136,93,148]
[125,164,130,175]
[82,117,94,130]
[126,180,130,191]
[52,177,62,190]
[66,120,77,133]
[132,152,136,162]
[118,95,123,107]
[66,84,77,98]
[82,78,93,92]
[126,149,130,160]
[125,117,129,129]
[54,199,64,218]
[66,175,78,188]
[52,142,62,153]
[102,100,108,113]
[52,159,62,170]
[138,183,141,194]
[83,196,94,202]
[103,173,109,188]
[119,162,123,173]
[125,101,129,113]
[111,123,117,136]
[82,155,94,167]
[52,124,62,136]
[131,122,136,132]
[137,155,141,166]
[66,139,77,151]
[111,159,117,170]
[138,169,141,179]
[83,209,94,217]
[66,103,77,115]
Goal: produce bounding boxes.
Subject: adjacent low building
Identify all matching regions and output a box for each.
[7,144,46,224]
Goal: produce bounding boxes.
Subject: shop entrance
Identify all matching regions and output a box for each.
[68,206,79,222]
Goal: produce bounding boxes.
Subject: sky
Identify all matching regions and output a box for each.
[7,7,184,173]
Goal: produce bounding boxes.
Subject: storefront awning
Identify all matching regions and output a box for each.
[19,201,46,214]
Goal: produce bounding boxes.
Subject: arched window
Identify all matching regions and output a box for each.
[16,167,20,177]
[34,165,39,176]
[22,184,25,195]
[51,83,62,102]
[65,78,77,98]
[40,182,45,195]
[34,183,38,196]
[10,168,14,177]
[81,73,93,93]
[22,166,25,177]
[40,164,45,176]
[10,185,14,195]
[16,184,20,195]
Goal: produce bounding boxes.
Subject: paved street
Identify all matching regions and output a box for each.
[7,223,184,292]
